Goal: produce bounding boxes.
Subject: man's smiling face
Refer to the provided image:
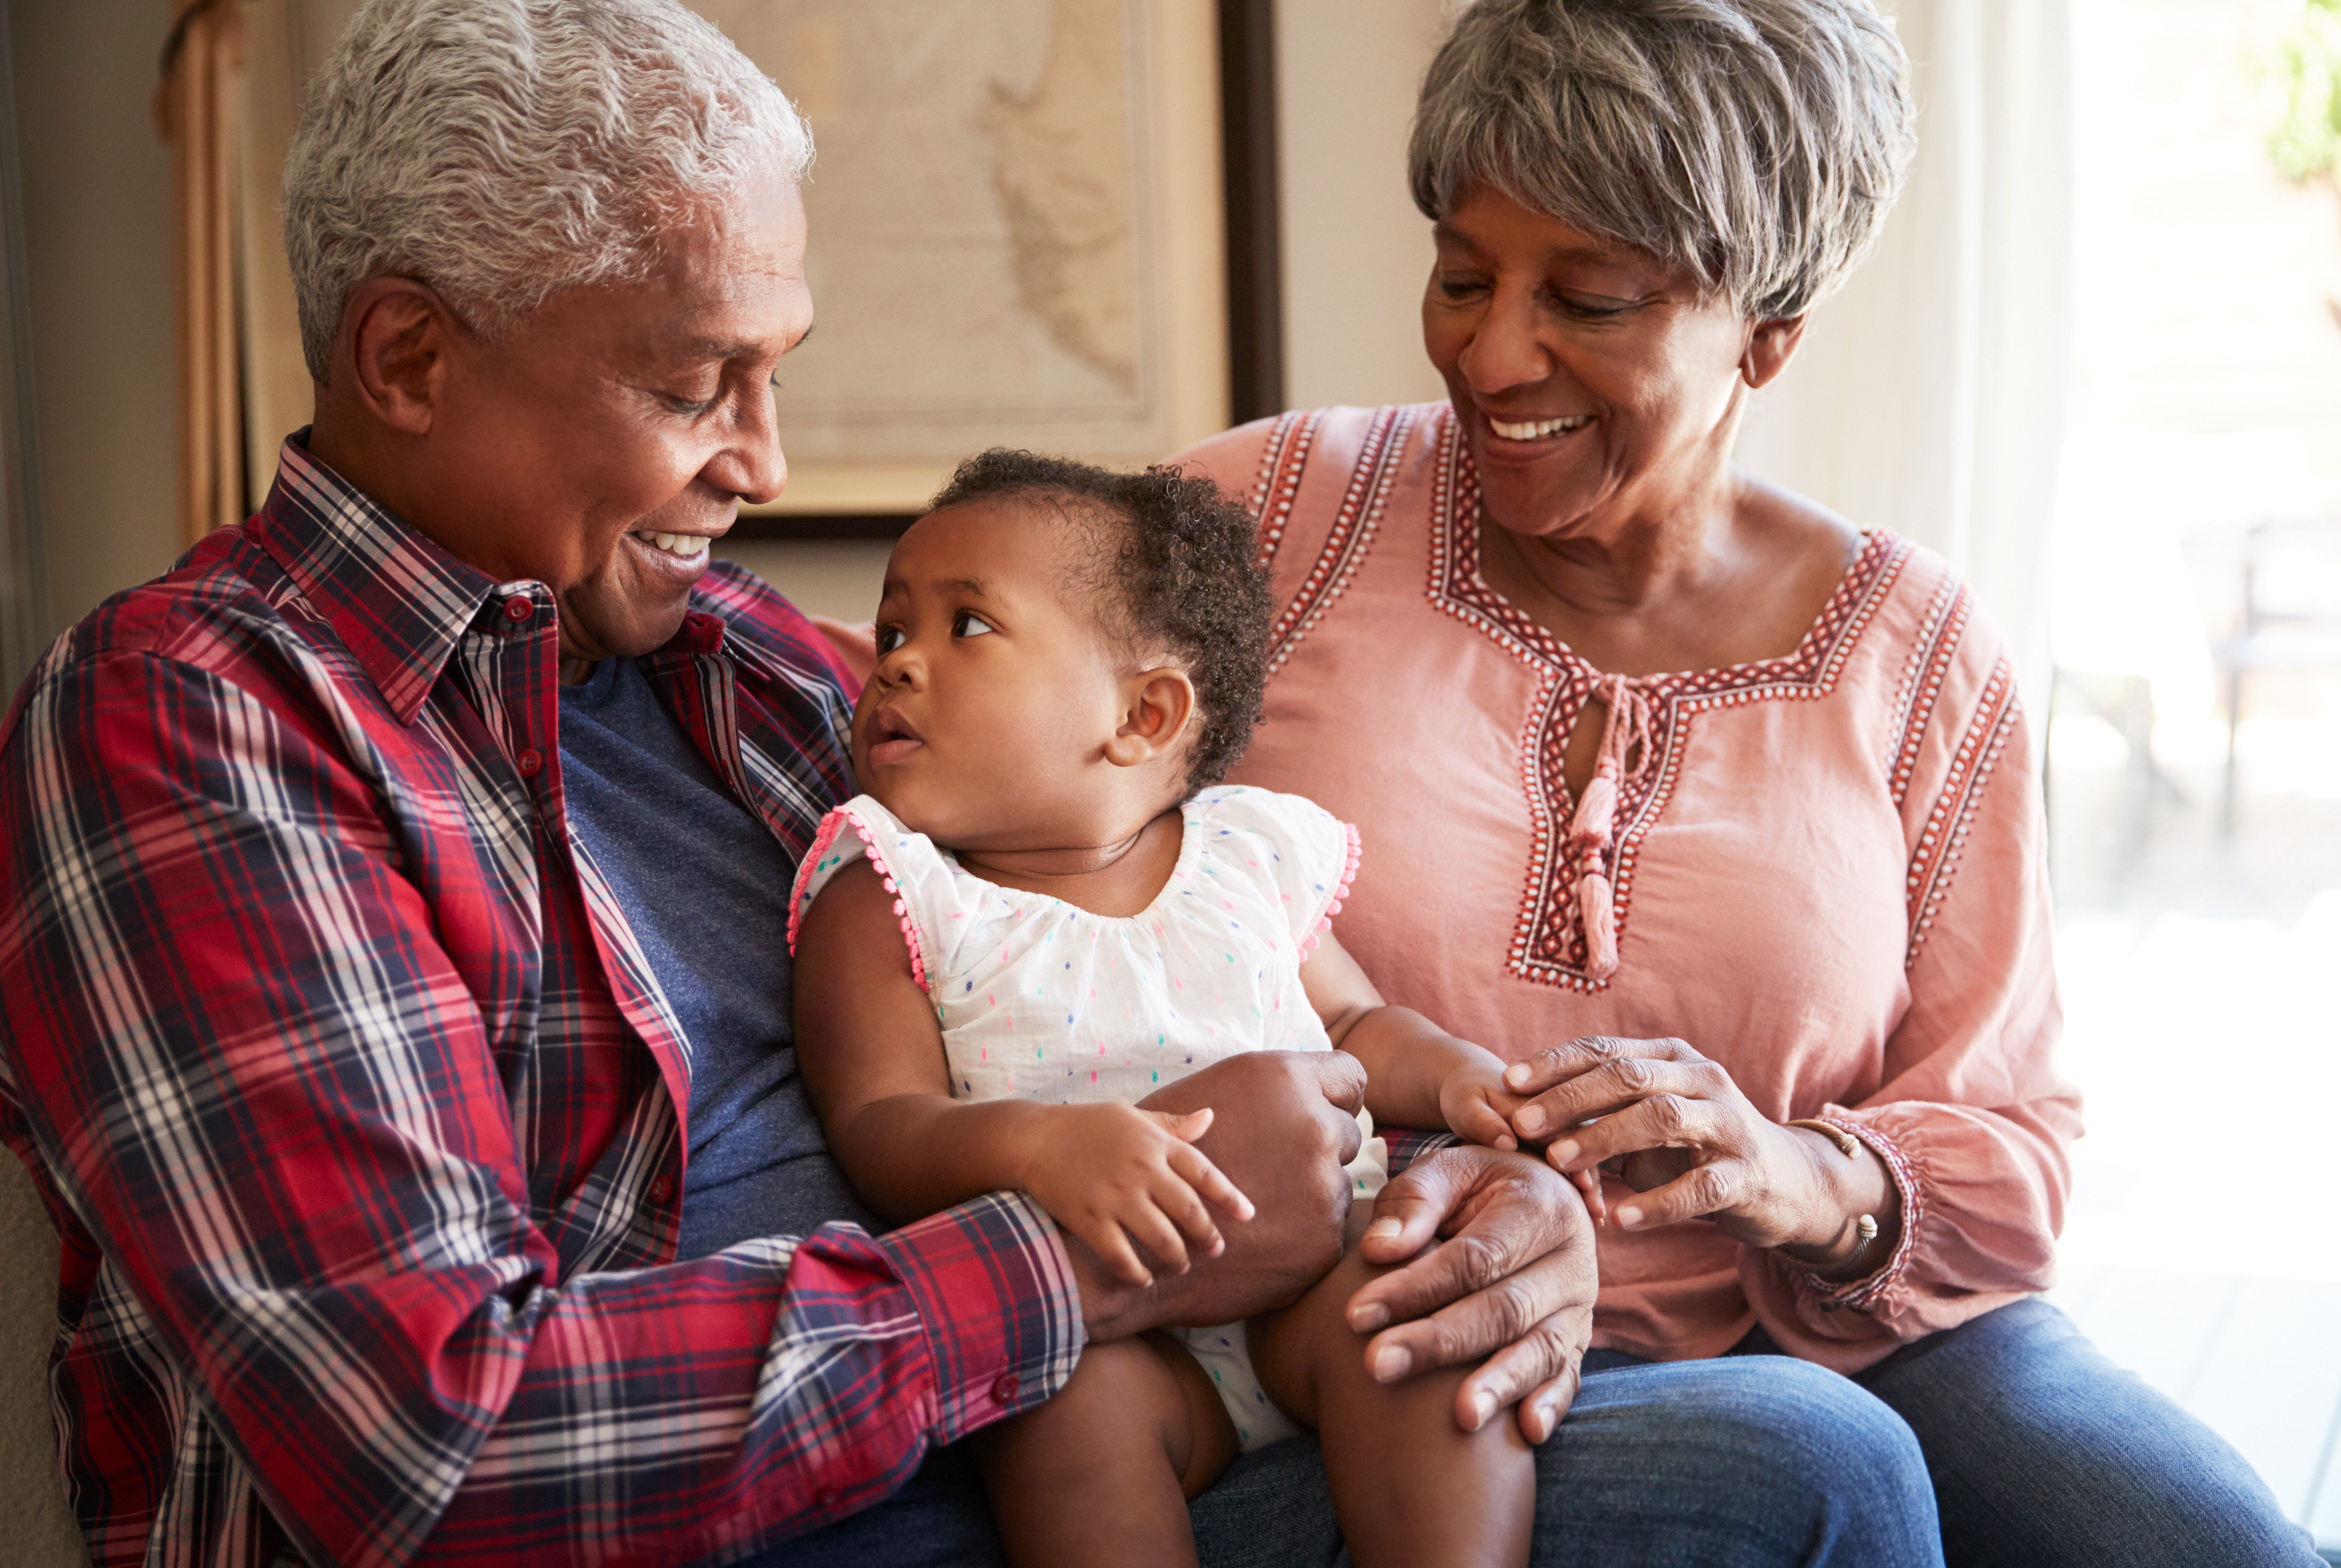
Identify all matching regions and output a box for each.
[413,171,813,673]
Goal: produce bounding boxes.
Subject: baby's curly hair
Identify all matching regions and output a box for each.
[927,450,1272,796]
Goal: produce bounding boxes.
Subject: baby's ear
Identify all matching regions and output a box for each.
[1104,666,1197,769]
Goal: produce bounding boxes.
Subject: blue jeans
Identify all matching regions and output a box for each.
[754,1299,2319,1567]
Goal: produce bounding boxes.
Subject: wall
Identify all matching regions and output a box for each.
[11,0,178,634]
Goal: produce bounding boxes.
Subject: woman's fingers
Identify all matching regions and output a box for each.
[1539,1087,1729,1173]
[1610,1157,1753,1231]
[1503,1035,1688,1096]
[1512,1046,1720,1141]
[1167,1138,1256,1223]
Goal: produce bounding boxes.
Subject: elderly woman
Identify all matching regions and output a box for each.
[1177,1,2321,1564]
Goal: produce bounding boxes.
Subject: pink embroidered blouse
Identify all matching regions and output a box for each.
[1175,403,2080,1372]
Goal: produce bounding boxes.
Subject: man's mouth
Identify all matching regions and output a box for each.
[630,529,713,564]
[1487,414,1594,442]
[865,707,924,767]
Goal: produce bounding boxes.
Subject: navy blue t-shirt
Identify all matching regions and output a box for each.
[558,655,879,1257]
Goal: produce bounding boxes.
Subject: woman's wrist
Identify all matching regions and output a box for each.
[1771,1122,1901,1277]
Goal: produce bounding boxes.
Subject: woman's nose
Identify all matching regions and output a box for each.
[1457,284,1554,396]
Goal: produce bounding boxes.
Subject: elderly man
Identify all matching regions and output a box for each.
[0,3,1934,1566]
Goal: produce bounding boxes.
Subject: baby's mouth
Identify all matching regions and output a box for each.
[865,707,925,767]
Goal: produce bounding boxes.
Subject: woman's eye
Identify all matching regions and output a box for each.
[1435,274,1487,300]
[1551,292,1628,321]
[953,611,996,638]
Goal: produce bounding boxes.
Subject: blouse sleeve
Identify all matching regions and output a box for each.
[1744,593,2082,1364]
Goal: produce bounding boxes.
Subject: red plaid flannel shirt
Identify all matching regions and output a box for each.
[0,439,1083,1568]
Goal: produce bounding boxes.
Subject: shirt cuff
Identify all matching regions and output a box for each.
[1378,1127,1459,1177]
[1793,1111,1924,1315]
[874,1192,1085,1442]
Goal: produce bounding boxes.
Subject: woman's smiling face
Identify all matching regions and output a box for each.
[1421,184,1759,542]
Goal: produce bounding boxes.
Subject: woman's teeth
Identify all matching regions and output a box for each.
[635,530,708,558]
[1489,415,1593,440]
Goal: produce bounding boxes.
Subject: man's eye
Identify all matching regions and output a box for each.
[664,393,718,416]
[953,611,995,638]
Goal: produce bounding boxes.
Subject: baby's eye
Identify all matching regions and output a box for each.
[953,611,996,639]
[874,624,904,655]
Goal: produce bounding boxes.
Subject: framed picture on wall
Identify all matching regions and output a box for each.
[690,0,1240,534]
[188,0,1280,542]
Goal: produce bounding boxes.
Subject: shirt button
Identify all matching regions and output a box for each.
[503,597,534,622]
[515,748,544,778]
[989,1372,1020,1405]
[649,1173,676,1205]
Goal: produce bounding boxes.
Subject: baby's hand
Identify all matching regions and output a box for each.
[1440,1061,1608,1222]
[1020,1105,1256,1287]
[1438,1058,1530,1152]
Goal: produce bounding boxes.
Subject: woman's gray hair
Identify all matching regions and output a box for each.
[284,0,812,382]
[1409,0,1914,320]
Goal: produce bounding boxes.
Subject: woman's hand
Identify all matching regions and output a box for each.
[1504,1036,1897,1271]
[1341,1145,1598,1443]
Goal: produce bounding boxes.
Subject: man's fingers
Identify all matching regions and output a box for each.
[1168,1140,1256,1223]
[1304,1048,1369,1117]
[1455,1307,1589,1436]
[1514,1364,1585,1444]
[1611,1158,1749,1231]
[1348,1158,1460,1275]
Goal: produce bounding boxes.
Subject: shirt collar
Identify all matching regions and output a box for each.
[252,434,526,724]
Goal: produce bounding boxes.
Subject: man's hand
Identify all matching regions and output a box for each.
[1343,1145,1597,1442]
[1068,1051,1366,1341]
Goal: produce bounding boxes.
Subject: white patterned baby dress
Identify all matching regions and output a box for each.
[788,784,1384,1450]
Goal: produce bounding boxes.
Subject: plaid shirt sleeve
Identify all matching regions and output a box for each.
[0,635,1081,1568]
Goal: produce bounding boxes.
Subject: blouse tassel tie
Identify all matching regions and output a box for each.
[1564,673,1653,981]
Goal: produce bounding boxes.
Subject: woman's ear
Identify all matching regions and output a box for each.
[1741,316,1808,390]
[1103,667,1197,770]
[338,277,459,437]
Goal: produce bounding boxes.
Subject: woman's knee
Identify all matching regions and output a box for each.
[1529,1355,1940,1568]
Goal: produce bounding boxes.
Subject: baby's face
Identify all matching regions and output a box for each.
[854,499,1137,850]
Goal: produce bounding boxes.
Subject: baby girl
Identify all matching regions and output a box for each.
[789,451,1564,1568]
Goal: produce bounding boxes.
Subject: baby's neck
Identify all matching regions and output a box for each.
[953,807,1185,919]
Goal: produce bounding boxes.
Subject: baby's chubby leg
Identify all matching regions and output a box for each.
[973,1332,1238,1568]
[1248,1216,1534,1568]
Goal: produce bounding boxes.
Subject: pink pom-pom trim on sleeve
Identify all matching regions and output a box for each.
[783,805,932,992]
[785,810,850,957]
[1299,820,1363,963]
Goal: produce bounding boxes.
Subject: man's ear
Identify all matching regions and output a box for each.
[337,277,459,437]
[1103,667,1197,770]
[1741,315,1807,390]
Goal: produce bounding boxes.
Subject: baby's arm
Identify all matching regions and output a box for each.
[1300,933,1606,1218]
[794,859,1254,1284]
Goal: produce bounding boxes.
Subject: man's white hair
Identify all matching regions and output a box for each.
[283,0,812,382]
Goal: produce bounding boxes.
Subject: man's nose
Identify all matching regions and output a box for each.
[708,386,788,506]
